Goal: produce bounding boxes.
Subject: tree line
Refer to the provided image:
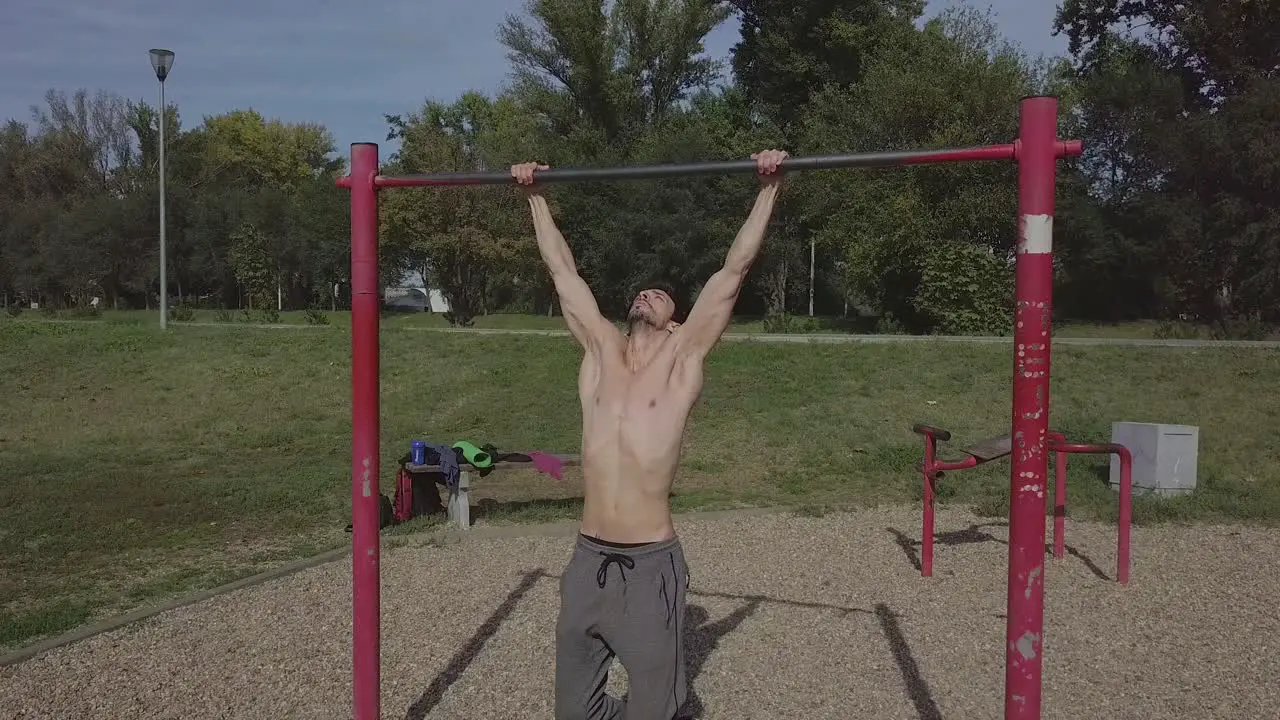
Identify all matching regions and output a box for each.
[2,0,1276,337]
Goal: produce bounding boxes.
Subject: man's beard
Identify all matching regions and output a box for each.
[626,306,654,331]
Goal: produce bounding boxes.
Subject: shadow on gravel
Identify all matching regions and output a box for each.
[680,597,943,719]
[405,568,548,720]
[405,567,908,719]
[678,600,762,719]
[470,497,584,524]
[876,603,943,720]
[677,589,879,718]
[693,588,874,617]
[886,523,1110,581]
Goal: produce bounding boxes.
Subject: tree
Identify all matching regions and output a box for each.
[286,176,351,309]
[0,90,150,308]
[723,0,925,133]
[201,109,340,192]
[28,89,135,195]
[565,87,783,317]
[489,1,766,318]
[1055,0,1280,106]
[227,222,274,310]
[179,110,344,309]
[1055,0,1280,326]
[381,93,543,325]
[498,0,732,146]
[796,6,1042,333]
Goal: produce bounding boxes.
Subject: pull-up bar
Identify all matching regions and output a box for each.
[337,95,1082,720]
[339,140,1081,189]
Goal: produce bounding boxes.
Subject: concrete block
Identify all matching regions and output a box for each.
[1109,422,1199,496]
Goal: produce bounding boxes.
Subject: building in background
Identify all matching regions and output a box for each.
[383,269,450,313]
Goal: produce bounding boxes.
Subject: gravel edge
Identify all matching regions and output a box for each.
[0,506,789,668]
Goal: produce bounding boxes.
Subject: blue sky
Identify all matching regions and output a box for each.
[1,0,1068,157]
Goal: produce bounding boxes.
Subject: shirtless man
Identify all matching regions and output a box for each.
[512,149,788,720]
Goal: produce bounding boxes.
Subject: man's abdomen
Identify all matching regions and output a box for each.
[578,439,679,544]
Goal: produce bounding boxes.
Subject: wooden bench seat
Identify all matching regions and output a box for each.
[401,453,581,530]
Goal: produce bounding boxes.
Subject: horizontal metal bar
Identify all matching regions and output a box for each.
[373,143,1029,188]
[1046,442,1128,455]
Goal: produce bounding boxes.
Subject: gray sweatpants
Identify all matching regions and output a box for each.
[555,533,690,720]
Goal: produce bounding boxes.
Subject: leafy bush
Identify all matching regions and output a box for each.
[1210,315,1270,341]
[5,304,23,318]
[762,311,824,333]
[240,308,280,324]
[303,306,330,325]
[763,313,791,333]
[1152,320,1201,340]
[214,306,235,323]
[761,312,820,334]
[874,312,906,335]
[915,243,1014,336]
[168,304,195,322]
[442,311,475,328]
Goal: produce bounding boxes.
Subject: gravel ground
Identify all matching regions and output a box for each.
[3,505,1278,719]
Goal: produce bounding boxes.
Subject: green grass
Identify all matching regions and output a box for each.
[2,318,1279,651]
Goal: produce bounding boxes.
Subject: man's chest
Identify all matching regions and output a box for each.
[589,365,699,422]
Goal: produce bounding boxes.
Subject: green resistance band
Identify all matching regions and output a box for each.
[452,440,493,468]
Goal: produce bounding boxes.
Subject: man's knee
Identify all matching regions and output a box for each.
[617,664,686,720]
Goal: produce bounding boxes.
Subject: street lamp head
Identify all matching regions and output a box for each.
[149,49,175,81]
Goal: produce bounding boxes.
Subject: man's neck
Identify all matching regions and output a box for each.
[625,324,669,371]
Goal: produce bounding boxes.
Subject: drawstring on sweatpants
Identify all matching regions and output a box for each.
[596,552,635,588]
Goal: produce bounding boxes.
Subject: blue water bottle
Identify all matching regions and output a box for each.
[410,439,427,465]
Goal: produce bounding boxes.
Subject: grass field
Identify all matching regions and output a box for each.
[2,317,1279,652]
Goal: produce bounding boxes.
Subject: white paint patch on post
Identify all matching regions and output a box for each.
[1018,214,1053,254]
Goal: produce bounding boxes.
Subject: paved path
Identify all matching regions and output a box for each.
[23,318,1280,348]
[406,326,1280,348]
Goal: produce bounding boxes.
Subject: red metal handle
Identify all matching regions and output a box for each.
[1044,438,1132,586]
[911,423,952,442]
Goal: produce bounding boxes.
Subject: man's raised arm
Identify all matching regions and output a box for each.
[677,149,788,359]
[512,162,615,351]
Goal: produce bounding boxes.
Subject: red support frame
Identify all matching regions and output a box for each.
[1006,95,1059,720]
[913,426,1133,587]
[336,97,1082,720]
[914,424,981,578]
[1005,95,1088,719]
[1047,433,1133,584]
[347,142,381,720]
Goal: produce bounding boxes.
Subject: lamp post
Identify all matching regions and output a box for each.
[149,48,174,329]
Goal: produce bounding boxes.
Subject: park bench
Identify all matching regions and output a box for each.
[911,423,1133,584]
[395,452,581,531]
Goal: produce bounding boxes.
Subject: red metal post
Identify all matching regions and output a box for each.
[1053,450,1066,558]
[1049,432,1067,559]
[914,425,986,578]
[922,436,936,577]
[1006,96,1059,720]
[1115,446,1132,585]
[348,143,381,720]
[1044,440,1134,585]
